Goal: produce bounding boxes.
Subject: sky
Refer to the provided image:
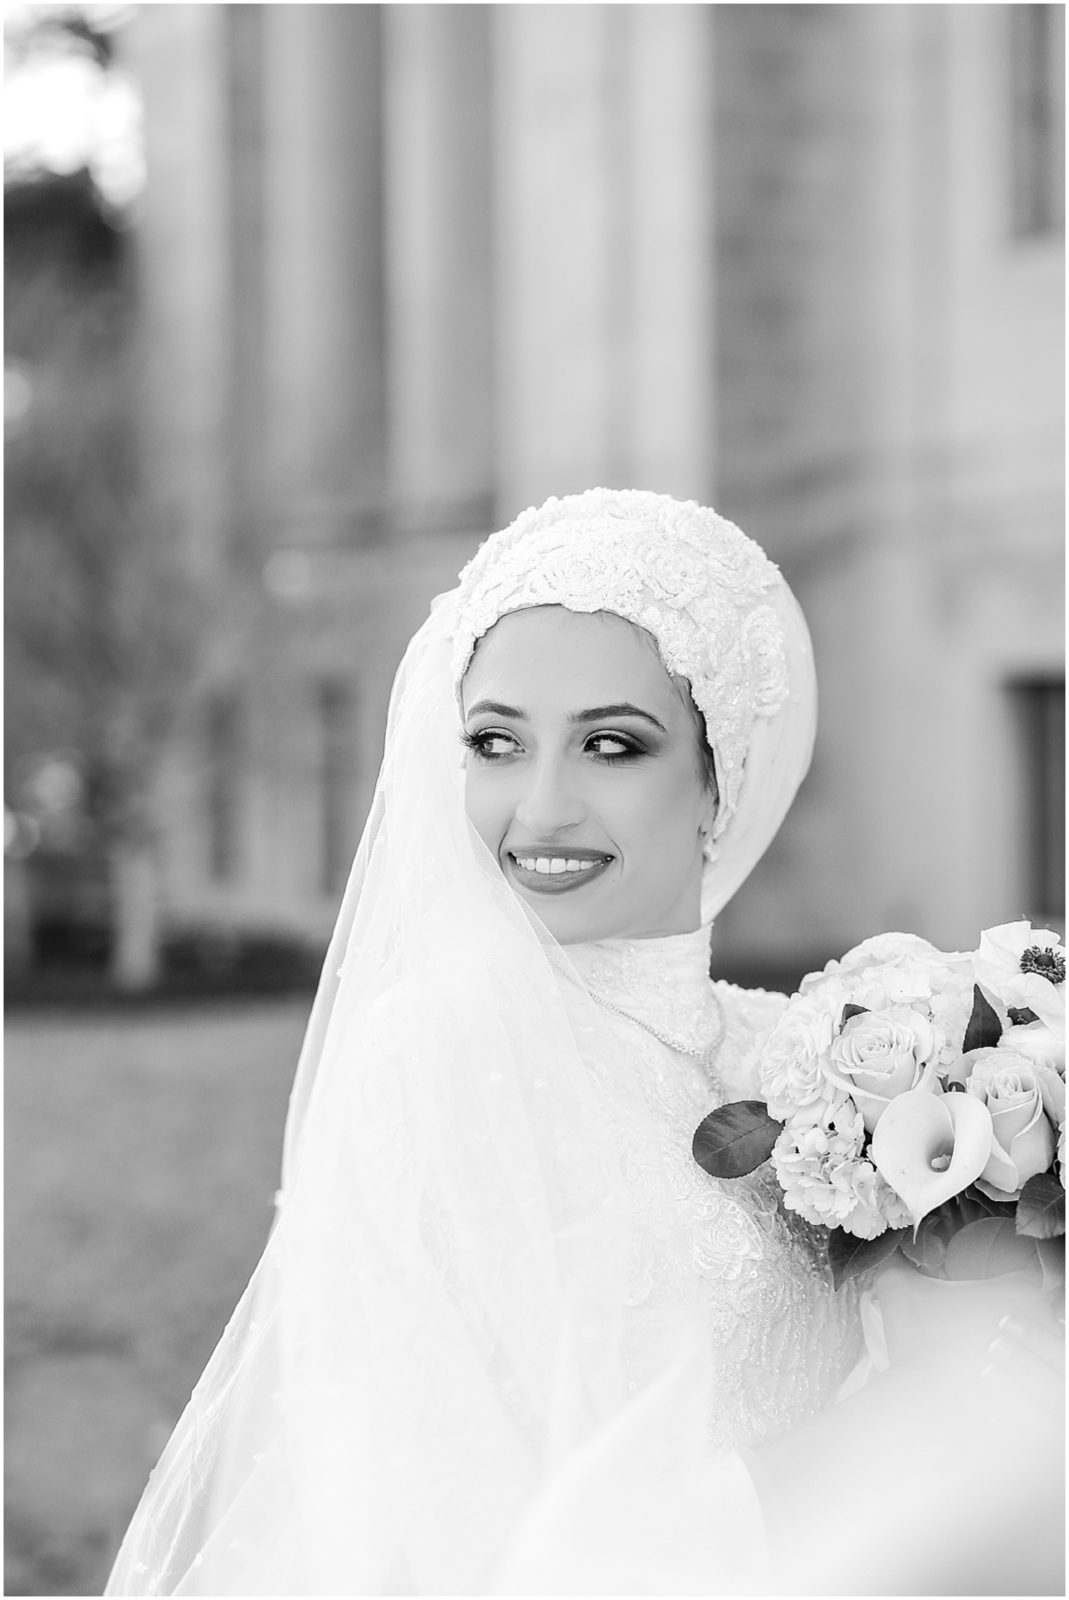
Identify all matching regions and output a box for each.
[3,2,143,208]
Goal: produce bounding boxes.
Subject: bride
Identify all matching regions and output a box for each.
[107,489,1062,1596]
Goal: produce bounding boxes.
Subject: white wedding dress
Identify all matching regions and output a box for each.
[560,925,863,1449]
[106,501,862,1595]
[106,928,866,1598]
[486,925,864,1595]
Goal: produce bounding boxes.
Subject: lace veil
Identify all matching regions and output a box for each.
[106,490,817,1595]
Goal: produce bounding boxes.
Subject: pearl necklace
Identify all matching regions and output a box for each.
[586,984,724,1063]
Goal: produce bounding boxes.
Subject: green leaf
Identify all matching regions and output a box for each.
[692,1101,782,1179]
[963,984,1002,1053]
[841,1003,869,1025]
[828,1227,908,1290]
[943,1217,1037,1280]
[1015,1172,1067,1240]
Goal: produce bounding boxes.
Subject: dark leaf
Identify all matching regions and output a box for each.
[692,1101,782,1180]
[1007,1007,1040,1027]
[963,985,1003,1053]
[944,1218,1037,1280]
[961,1188,1017,1224]
[900,1211,954,1278]
[841,1004,869,1025]
[1015,1172,1067,1240]
[1033,1236,1066,1294]
[829,1227,909,1290]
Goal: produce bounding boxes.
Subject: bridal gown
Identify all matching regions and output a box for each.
[107,923,864,1597]
[561,923,863,1451]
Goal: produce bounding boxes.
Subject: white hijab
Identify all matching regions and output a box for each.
[106,491,817,1595]
[450,489,816,923]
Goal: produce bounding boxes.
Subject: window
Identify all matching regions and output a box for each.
[1010,677,1065,922]
[1010,4,1066,237]
[205,691,241,882]
[317,678,358,896]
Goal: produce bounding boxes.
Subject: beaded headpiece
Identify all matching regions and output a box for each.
[451,488,790,834]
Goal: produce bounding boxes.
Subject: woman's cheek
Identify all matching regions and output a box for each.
[463,775,505,851]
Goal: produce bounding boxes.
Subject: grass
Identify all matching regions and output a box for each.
[5,998,312,1598]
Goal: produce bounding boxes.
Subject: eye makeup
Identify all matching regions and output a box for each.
[460,728,519,761]
[461,726,652,765]
[584,731,648,764]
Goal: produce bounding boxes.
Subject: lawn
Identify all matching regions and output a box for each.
[5,998,312,1598]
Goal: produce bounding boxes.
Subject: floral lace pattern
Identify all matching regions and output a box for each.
[564,926,863,1450]
[450,489,789,832]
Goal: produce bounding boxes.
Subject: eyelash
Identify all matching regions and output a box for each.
[460,729,646,765]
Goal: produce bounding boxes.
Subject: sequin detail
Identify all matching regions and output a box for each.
[565,925,863,1449]
[451,489,789,832]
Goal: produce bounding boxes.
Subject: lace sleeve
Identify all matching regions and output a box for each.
[710,982,788,1103]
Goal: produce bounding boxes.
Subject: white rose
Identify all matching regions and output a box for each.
[827,1006,938,1132]
[799,938,973,1070]
[802,933,945,986]
[999,1020,1065,1078]
[965,1048,1059,1203]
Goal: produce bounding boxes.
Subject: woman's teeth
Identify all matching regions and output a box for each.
[514,856,602,874]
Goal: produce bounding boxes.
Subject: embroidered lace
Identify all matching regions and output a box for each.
[453,489,790,830]
[562,925,862,1450]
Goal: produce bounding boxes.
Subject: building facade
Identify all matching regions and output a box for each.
[129,3,1064,973]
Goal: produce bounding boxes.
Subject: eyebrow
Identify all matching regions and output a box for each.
[465,699,667,733]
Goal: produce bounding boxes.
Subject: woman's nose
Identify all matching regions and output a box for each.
[513,757,586,834]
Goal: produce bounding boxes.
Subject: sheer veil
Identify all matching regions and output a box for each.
[106,506,819,1596]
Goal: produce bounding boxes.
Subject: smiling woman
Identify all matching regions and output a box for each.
[104,489,1061,1598]
[461,606,715,942]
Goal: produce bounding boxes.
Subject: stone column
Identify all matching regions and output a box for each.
[850,4,953,940]
[624,6,717,501]
[127,5,229,575]
[261,4,386,545]
[223,5,268,568]
[383,4,494,535]
[493,6,718,515]
[493,5,622,511]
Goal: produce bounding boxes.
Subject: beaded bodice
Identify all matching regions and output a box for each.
[565,924,863,1450]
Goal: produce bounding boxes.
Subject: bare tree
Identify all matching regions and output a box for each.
[6,171,216,990]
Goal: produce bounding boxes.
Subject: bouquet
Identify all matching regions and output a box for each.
[693,921,1066,1288]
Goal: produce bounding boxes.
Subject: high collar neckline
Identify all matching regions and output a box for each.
[562,922,721,1057]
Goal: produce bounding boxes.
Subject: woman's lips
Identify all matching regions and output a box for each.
[506,851,613,894]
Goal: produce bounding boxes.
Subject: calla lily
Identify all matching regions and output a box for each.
[870,1088,993,1227]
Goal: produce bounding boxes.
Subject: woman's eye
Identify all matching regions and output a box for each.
[586,732,642,761]
[463,729,519,761]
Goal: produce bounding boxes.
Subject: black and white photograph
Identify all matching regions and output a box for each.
[4,3,1065,1596]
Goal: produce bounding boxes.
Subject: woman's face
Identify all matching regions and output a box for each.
[461,606,715,944]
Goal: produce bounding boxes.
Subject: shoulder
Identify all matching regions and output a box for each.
[709,981,789,1102]
[710,979,789,1036]
[356,969,472,1063]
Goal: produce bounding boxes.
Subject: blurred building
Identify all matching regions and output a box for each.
[129,3,1064,971]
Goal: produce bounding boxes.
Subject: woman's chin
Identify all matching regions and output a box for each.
[518,895,611,945]
[500,857,702,944]
[509,889,682,947]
